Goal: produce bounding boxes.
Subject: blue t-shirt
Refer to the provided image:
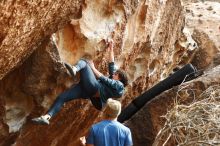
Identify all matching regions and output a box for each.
[86,120,133,146]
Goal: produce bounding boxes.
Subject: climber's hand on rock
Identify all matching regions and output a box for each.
[106,39,114,52]
[88,60,95,69]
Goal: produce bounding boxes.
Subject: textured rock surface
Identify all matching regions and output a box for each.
[182,0,220,71]
[124,1,220,145]
[183,0,220,50]
[0,0,82,80]
[191,29,218,70]
[0,0,219,146]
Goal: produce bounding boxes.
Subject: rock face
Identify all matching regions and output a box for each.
[0,0,219,146]
[191,29,218,70]
[124,1,220,145]
[182,0,220,70]
[184,0,220,50]
[0,0,82,80]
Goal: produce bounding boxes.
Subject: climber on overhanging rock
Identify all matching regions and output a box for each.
[32,40,128,125]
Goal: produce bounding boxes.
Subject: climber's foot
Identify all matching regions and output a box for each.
[64,62,77,77]
[32,116,50,125]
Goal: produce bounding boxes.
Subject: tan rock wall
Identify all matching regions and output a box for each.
[0,0,209,146]
[183,1,220,50]
[191,29,219,70]
[0,0,82,80]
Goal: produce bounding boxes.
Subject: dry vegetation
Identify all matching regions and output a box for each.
[153,85,220,146]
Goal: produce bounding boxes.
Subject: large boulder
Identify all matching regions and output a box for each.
[2,0,219,145]
[0,0,82,80]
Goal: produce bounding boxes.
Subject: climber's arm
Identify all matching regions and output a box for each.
[107,39,114,62]
[107,40,116,78]
[89,61,103,78]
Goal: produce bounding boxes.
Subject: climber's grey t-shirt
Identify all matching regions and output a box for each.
[86,120,133,146]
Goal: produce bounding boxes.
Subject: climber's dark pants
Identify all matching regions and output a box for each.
[47,59,101,117]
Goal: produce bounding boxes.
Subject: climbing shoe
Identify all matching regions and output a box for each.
[64,62,77,77]
[32,116,50,125]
